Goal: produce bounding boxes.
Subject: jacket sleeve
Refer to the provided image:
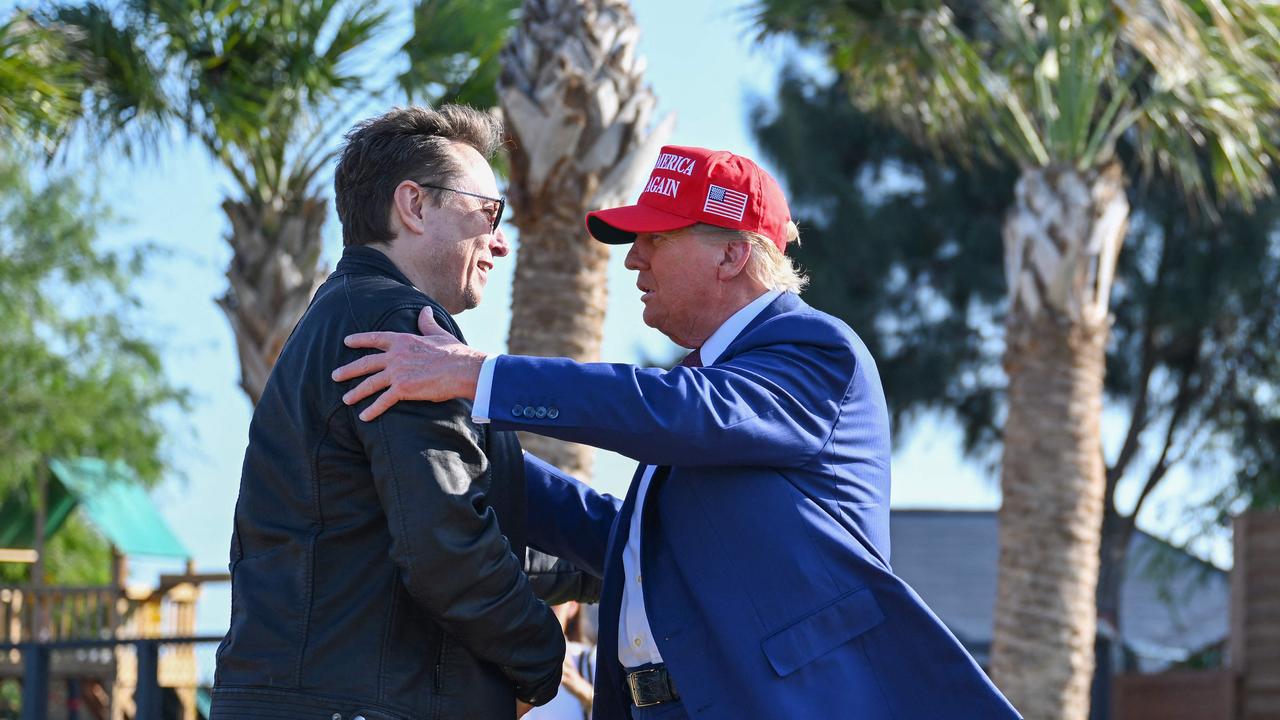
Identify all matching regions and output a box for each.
[523,451,621,579]
[524,547,603,605]
[488,316,863,468]
[349,306,564,706]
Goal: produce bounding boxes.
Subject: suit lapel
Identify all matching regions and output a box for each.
[640,466,671,536]
[595,464,646,691]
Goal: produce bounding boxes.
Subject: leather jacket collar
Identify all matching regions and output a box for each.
[331,245,417,288]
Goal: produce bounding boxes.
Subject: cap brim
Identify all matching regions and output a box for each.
[585,204,697,244]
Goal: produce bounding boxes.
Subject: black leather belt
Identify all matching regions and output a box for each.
[626,664,680,708]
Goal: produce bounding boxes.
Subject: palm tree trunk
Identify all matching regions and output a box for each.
[506,192,611,476]
[991,163,1128,720]
[499,0,672,479]
[216,196,328,405]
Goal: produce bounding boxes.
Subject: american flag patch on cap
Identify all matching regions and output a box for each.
[703,184,749,222]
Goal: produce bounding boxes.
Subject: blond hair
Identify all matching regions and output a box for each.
[685,223,808,294]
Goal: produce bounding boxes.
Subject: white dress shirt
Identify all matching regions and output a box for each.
[471,289,783,669]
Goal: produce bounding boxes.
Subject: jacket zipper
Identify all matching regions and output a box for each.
[433,634,447,692]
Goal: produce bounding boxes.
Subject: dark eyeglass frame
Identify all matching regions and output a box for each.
[416,182,505,233]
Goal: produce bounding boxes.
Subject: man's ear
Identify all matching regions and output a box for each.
[392,181,427,236]
[717,240,752,281]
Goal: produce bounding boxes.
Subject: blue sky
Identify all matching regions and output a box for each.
[16,0,1231,650]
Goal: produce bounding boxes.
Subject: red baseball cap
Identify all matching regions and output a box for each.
[585,145,792,252]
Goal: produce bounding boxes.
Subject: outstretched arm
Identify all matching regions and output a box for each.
[522,452,622,579]
[333,307,859,468]
[481,341,852,468]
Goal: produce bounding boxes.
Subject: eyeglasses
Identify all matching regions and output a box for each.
[416,182,505,233]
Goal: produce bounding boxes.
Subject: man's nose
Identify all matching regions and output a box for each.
[624,241,646,270]
[491,227,511,258]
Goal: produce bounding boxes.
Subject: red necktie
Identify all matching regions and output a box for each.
[680,350,702,368]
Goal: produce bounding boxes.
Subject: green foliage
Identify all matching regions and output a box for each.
[752,68,1015,447]
[752,0,1280,209]
[29,0,520,204]
[0,512,112,584]
[0,679,16,717]
[0,11,84,153]
[46,2,169,155]
[0,146,185,557]
[40,511,113,585]
[399,0,521,109]
[753,66,1280,508]
[1107,144,1280,517]
[43,0,390,204]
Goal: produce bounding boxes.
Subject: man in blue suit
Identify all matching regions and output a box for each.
[334,145,1020,719]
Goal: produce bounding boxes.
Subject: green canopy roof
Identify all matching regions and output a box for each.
[0,458,188,559]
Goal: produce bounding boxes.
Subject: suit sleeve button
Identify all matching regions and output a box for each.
[535,406,548,418]
[512,404,524,417]
[548,407,559,419]
[523,406,536,418]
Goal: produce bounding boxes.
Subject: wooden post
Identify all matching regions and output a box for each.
[1233,510,1280,720]
[110,548,127,638]
[111,549,127,589]
[31,468,48,644]
[32,469,46,587]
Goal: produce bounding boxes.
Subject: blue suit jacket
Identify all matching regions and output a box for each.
[489,293,1020,719]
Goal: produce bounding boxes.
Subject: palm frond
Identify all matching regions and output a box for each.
[1118,0,1280,207]
[0,12,85,155]
[131,0,387,204]
[399,0,520,108]
[42,2,171,159]
[752,1,1041,165]
[753,0,1280,208]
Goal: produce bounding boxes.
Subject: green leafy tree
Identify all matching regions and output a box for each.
[0,146,184,583]
[399,0,521,109]
[752,63,1280,716]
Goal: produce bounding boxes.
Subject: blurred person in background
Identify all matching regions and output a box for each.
[528,600,597,720]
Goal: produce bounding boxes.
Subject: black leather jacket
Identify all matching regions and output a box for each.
[213,247,581,720]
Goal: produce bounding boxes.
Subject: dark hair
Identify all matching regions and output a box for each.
[334,105,503,247]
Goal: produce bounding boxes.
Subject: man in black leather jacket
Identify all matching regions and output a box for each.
[212,106,582,720]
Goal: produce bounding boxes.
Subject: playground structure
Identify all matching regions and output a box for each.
[0,459,228,719]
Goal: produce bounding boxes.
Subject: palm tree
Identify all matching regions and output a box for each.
[0,11,82,152]
[752,2,1280,717]
[47,0,385,404]
[498,0,672,478]
[46,0,513,405]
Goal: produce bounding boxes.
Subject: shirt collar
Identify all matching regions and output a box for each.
[695,289,783,367]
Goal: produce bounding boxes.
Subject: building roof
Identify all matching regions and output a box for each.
[889,510,1229,671]
[0,457,189,559]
